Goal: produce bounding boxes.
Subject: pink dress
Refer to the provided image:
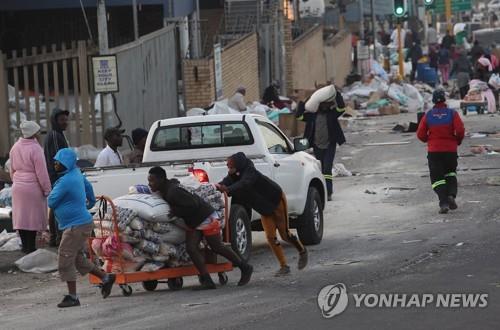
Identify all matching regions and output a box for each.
[9,138,51,231]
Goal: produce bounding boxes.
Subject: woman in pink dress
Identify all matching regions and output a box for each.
[9,121,51,253]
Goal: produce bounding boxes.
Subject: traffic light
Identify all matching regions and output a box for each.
[393,0,407,17]
[423,0,434,6]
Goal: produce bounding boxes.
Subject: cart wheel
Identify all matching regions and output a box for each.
[121,284,133,296]
[142,280,158,292]
[167,277,183,291]
[218,272,228,285]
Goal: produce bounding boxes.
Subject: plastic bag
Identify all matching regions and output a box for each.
[159,242,177,257]
[15,249,58,273]
[129,217,145,231]
[139,239,160,255]
[0,187,12,207]
[0,229,17,247]
[128,185,151,195]
[140,261,164,272]
[0,236,21,251]
[489,73,500,90]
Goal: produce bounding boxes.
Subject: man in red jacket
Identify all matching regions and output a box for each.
[417,89,465,214]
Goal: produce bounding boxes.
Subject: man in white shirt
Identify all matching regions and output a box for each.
[228,86,247,111]
[94,127,125,167]
[390,28,406,49]
[427,24,438,45]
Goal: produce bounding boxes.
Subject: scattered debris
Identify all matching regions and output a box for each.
[467,200,482,203]
[456,242,464,247]
[470,133,487,138]
[182,302,210,308]
[466,274,474,278]
[332,163,352,177]
[402,240,423,244]
[364,189,377,195]
[329,260,361,266]
[486,177,500,186]
[363,141,411,146]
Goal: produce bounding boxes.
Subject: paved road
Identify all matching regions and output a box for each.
[1,113,499,329]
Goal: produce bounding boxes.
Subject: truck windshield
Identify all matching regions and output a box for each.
[150,122,254,151]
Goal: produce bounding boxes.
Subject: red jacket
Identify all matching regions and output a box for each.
[417,103,465,152]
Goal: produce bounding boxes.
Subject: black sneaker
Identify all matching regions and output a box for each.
[193,274,216,290]
[238,264,253,286]
[57,295,80,308]
[298,249,308,270]
[448,196,458,210]
[274,265,291,277]
[101,274,116,299]
[439,204,450,214]
[327,195,333,202]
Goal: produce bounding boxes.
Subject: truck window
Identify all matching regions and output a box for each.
[150,122,253,151]
[256,121,291,154]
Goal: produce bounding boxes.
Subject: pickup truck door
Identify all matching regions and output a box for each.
[254,119,304,215]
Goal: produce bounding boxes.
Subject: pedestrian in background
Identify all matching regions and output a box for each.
[297,86,346,201]
[44,108,70,247]
[417,90,465,214]
[450,49,473,99]
[48,148,115,308]
[438,46,451,85]
[228,86,247,112]
[9,121,51,254]
[217,152,308,277]
[407,39,423,82]
[94,127,124,167]
[128,128,148,164]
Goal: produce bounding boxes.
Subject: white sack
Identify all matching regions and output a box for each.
[15,249,58,273]
[114,194,171,222]
[305,85,337,113]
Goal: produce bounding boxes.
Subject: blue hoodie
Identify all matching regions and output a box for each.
[48,148,96,230]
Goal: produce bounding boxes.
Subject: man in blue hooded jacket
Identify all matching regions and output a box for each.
[48,148,115,308]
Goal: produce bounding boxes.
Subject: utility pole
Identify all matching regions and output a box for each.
[370,0,377,59]
[132,0,139,40]
[97,0,109,54]
[445,0,452,34]
[191,0,201,58]
[398,21,404,79]
[359,0,365,40]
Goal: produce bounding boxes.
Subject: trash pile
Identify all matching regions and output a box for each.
[0,229,21,251]
[0,186,12,208]
[186,99,293,125]
[343,74,429,116]
[92,176,225,273]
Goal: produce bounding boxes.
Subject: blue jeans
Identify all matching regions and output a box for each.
[313,144,337,196]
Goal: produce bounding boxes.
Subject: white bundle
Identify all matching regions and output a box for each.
[305,85,337,113]
[114,194,172,223]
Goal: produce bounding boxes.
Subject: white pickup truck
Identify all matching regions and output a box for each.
[84,114,326,261]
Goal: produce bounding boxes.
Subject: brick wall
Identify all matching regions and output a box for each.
[292,24,327,90]
[221,33,260,103]
[183,58,215,109]
[324,31,352,87]
[183,33,260,110]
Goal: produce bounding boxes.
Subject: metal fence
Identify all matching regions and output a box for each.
[0,41,99,157]
[110,26,179,136]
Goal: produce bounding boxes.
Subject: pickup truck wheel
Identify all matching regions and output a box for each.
[297,187,323,245]
[229,205,252,262]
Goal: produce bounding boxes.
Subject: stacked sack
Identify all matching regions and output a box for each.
[92,178,226,273]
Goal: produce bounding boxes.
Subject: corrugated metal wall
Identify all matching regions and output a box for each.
[110,26,179,134]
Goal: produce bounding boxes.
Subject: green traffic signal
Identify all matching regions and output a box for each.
[393,0,406,17]
[424,0,434,5]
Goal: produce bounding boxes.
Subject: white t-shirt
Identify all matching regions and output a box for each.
[94,145,123,167]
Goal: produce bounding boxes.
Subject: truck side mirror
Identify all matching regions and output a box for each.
[293,137,309,152]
